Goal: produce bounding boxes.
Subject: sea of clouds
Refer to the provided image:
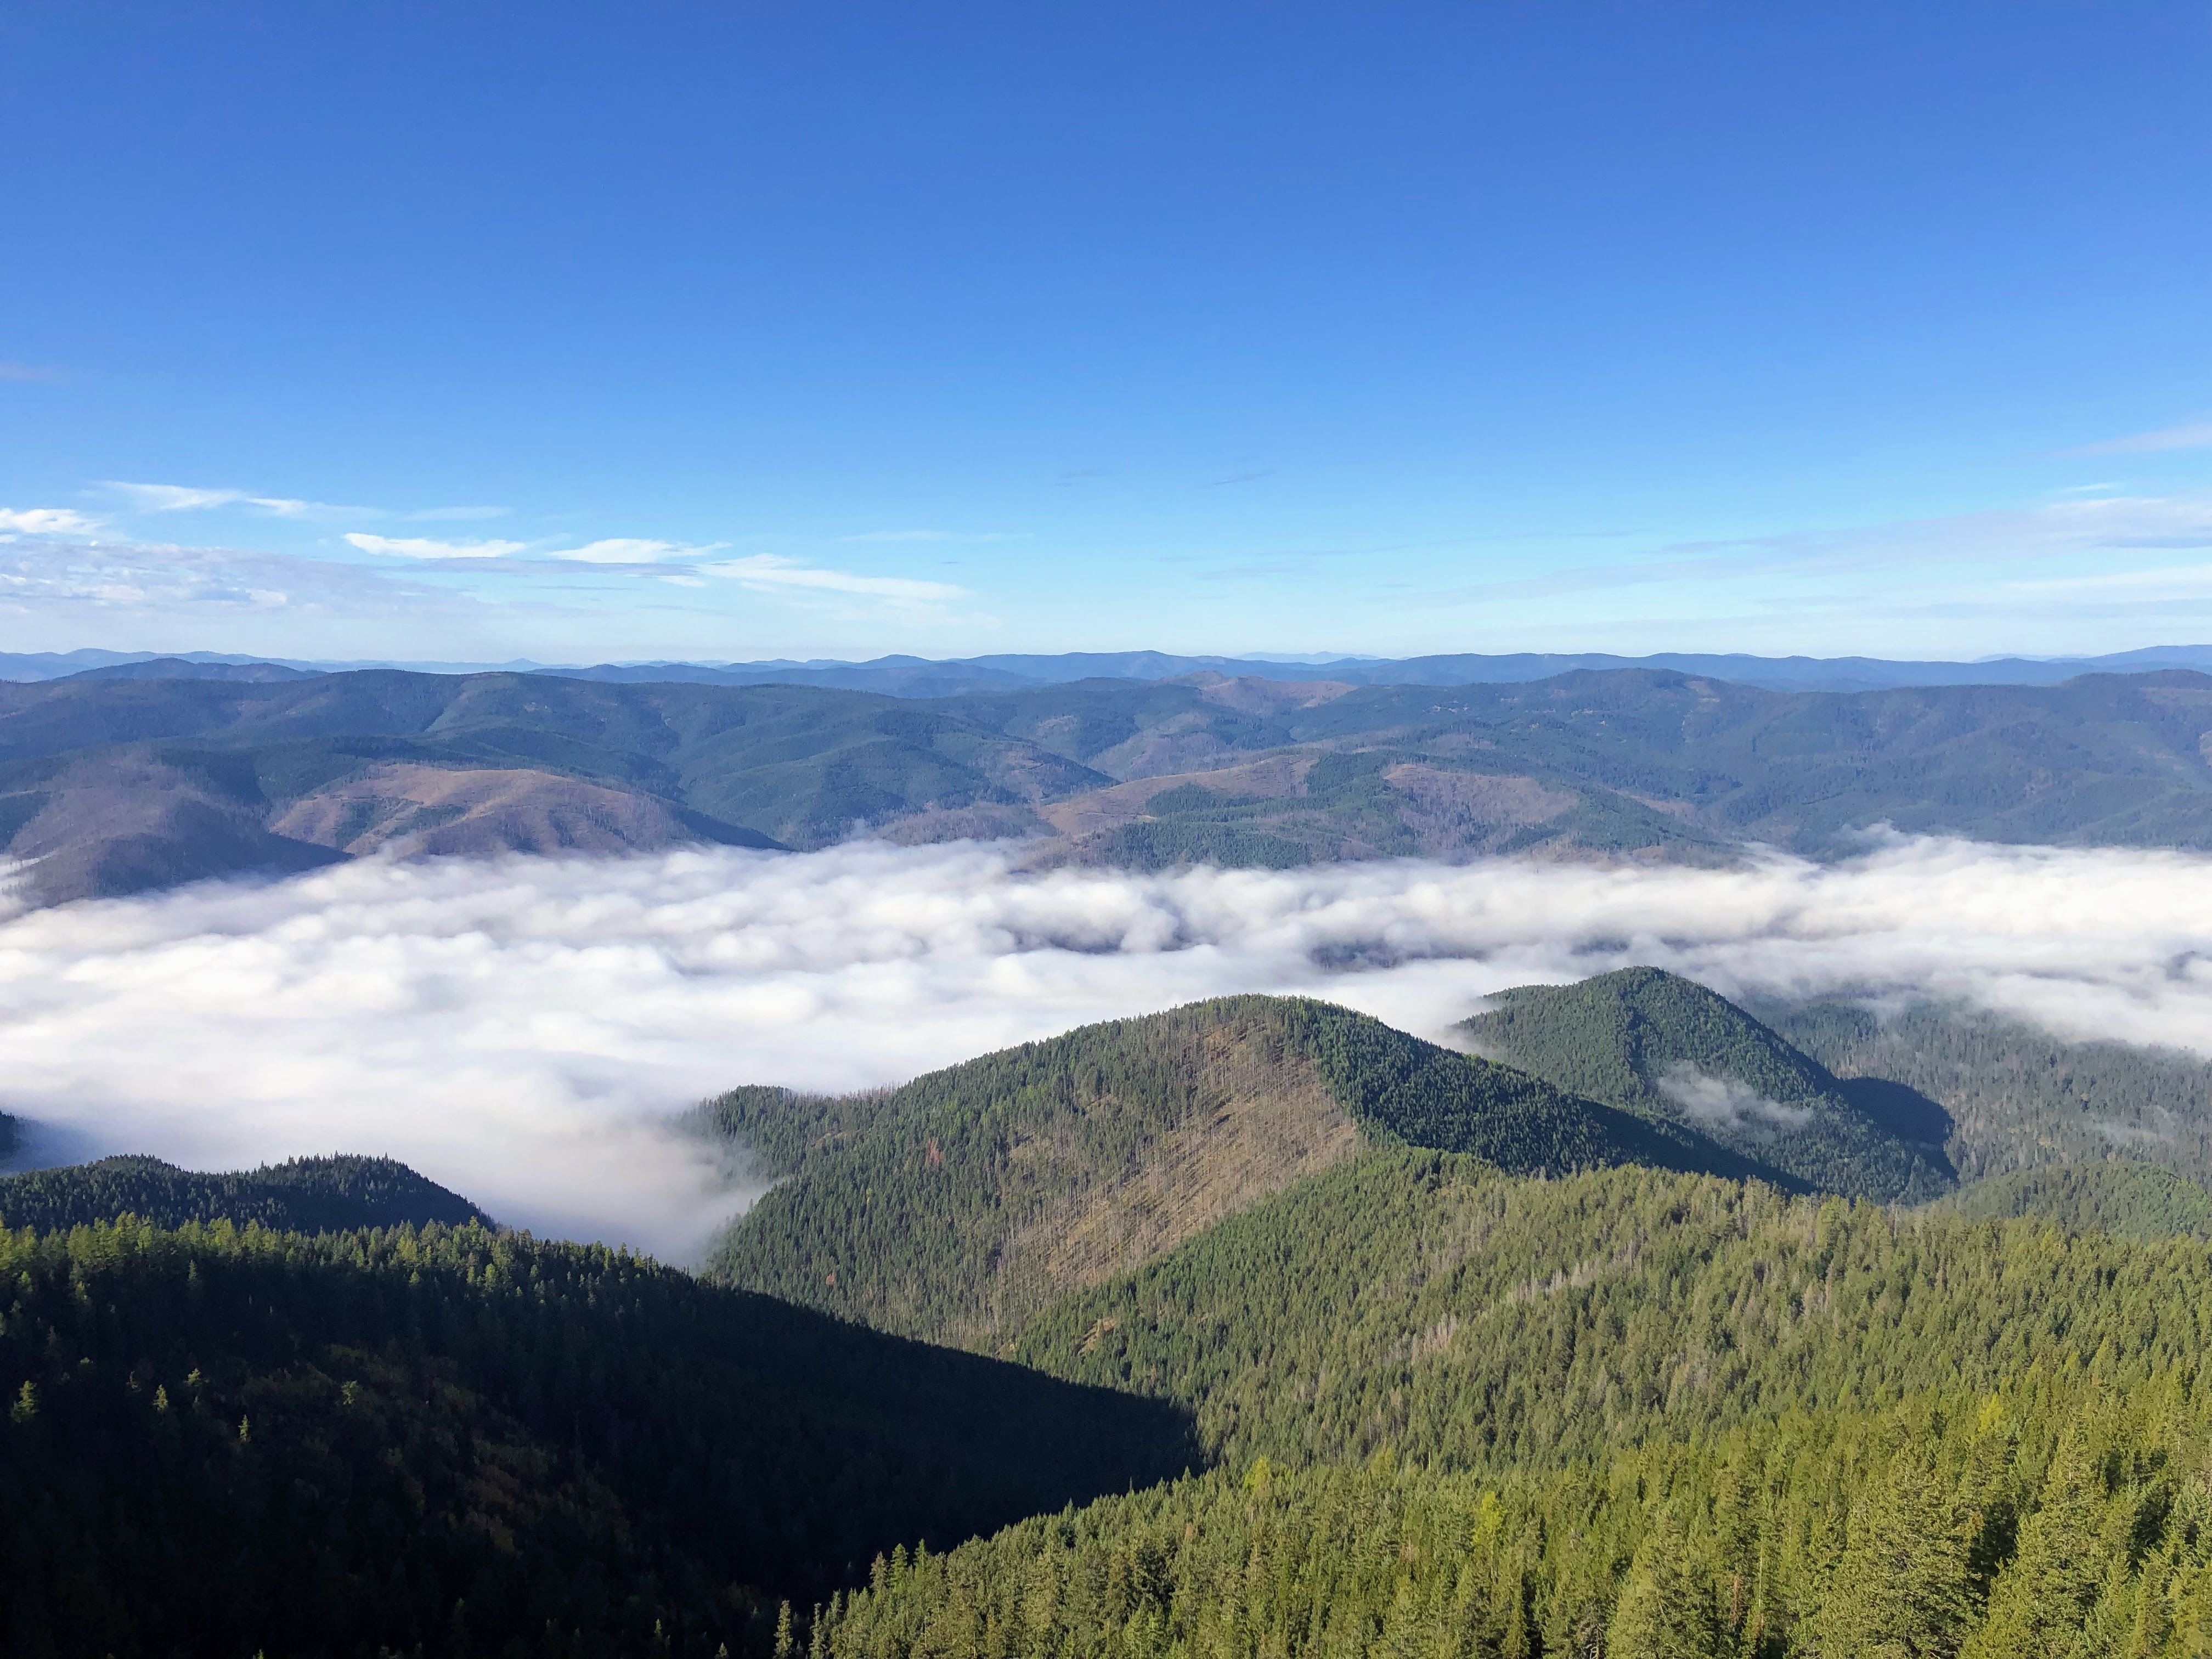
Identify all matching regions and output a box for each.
[1,832,2208,1260]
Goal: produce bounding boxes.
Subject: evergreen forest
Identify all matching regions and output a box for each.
[12,967,2212,1656]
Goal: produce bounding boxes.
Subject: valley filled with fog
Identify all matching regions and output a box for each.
[3,830,2206,1257]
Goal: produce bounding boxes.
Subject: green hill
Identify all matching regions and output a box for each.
[1939,1158,2212,1240]
[1007,1147,2212,1475]
[704,996,1759,1348]
[825,1142,2212,1659]
[1460,967,1954,1201]
[0,1217,1193,1659]
[1757,995,2212,1189]
[815,1379,2212,1659]
[0,1153,490,1233]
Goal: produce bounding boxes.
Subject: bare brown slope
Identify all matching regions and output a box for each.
[271,762,767,857]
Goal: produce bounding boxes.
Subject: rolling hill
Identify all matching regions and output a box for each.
[3,663,2212,904]
[0,1153,491,1233]
[703,995,1762,1348]
[825,1146,2212,1659]
[1459,967,1955,1201]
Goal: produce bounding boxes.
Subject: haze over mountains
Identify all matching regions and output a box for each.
[4,654,2211,909]
[10,641,2212,693]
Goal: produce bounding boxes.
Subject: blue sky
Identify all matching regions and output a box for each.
[2,2,2209,664]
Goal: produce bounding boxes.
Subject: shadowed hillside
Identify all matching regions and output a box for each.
[0,1153,490,1234]
[0,1218,1196,1658]
[1460,967,1955,1201]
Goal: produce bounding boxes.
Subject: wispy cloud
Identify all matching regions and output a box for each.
[103,481,369,519]
[2070,419,2212,456]
[704,552,969,606]
[0,507,101,536]
[0,363,61,383]
[406,505,512,522]
[544,538,724,565]
[1425,492,2212,608]
[104,481,507,523]
[0,534,471,619]
[1197,470,1274,489]
[345,532,528,561]
[840,529,1015,544]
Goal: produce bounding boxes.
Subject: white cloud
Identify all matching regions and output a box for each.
[106,481,368,520]
[0,534,472,619]
[1,832,2209,1260]
[544,538,723,564]
[345,532,529,560]
[2072,420,2212,456]
[106,482,250,512]
[1656,1063,1814,1133]
[704,552,969,604]
[0,507,101,535]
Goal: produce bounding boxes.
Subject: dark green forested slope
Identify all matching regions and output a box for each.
[816,1380,2212,1659]
[1010,1149,2212,1476]
[0,1153,489,1233]
[704,997,1756,1348]
[1940,1159,2212,1240]
[1462,968,1954,1202]
[1759,996,2212,1186]
[0,1219,1193,1659]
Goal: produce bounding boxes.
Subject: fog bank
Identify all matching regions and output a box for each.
[1,833,2207,1258]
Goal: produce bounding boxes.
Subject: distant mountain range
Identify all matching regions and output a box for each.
[9,641,2212,693]
[4,663,2210,905]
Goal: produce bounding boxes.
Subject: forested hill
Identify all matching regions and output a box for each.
[0,1218,1194,1658]
[704,995,1760,1348]
[5,663,2211,904]
[0,1153,489,1233]
[824,1143,2212,1659]
[1939,1158,2212,1240]
[1461,967,1955,1201]
[1757,995,2212,1189]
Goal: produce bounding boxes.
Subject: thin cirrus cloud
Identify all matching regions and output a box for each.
[2070,419,2212,456]
[543,538,723,565]
[1423,490,2212,608]
[345,532,529,560]
[106,481,505,522]
[703,552,969,605]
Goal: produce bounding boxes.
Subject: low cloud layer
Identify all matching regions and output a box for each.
[1656,1064,1815,1135]
[1,833,2208,1260]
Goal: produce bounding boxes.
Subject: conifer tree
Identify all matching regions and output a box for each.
[1810,1448,1977,1658]
[1606,1508,1722,1659]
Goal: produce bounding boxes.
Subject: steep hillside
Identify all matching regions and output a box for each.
[1460,967,1954,1201]
[1939,1159,2212,1240]
[0,1219,1193,1658]
[1758,996,2212,1186]
[817,1380,2212,1659]
[1009,1147,2212,1476]
[0,1153,490,1233]
[831,1146,2212,1659]
[704,996,1756,1348]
